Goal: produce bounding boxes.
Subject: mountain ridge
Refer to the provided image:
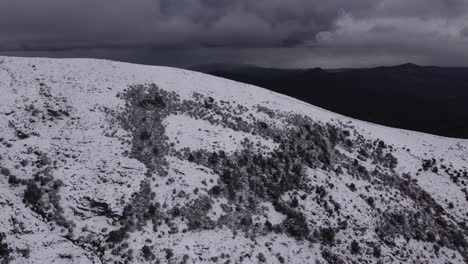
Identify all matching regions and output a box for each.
[0,56,467,264]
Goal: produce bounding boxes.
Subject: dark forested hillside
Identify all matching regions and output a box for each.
[191,63,468,138]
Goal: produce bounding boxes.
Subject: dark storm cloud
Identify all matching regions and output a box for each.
[1,0,468,67]
[0,0,394,49]
[461,27,468,37]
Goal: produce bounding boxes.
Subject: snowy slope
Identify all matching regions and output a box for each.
[0,56,467,264]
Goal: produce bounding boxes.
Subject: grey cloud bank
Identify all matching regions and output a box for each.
[1,0,468,68]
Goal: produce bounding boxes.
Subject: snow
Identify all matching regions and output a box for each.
[164,113,277,154]
[0,56,467,263]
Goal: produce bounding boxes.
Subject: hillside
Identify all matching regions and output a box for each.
[0,57,467,263]
[191,63,468,139]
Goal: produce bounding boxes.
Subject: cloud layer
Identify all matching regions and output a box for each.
[1,0,468,67]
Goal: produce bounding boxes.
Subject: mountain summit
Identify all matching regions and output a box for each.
[0,57,467,263]
[386,63,421,69]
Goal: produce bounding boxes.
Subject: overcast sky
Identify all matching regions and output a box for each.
[1,0,468,68]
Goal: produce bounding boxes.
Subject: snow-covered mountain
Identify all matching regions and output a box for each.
[0,56,467,264]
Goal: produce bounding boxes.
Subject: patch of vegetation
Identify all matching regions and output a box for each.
[141,245,155,261]
[23,182,43,206]
[107,227,128,244]
[321,249,345,264]
[107,84,468,263]
[350,240,360,255]
[0,233,10,260]
[319,227,336,245]
[165,248,174,259]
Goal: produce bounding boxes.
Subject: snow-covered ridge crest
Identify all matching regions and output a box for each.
[0,56,467,263]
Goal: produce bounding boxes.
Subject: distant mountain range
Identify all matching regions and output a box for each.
[189,63,468,138]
